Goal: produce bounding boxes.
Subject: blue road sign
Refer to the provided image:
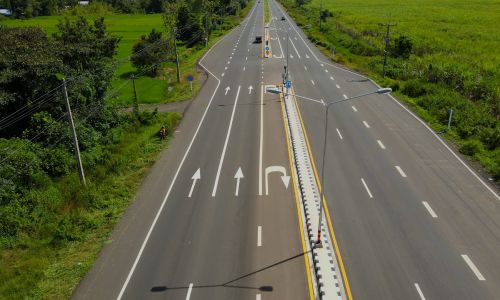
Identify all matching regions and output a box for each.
[187,75,194,81]
[286,80,291,89]
[265,46,269,51]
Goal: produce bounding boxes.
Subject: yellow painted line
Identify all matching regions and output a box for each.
[279,89,315,300]
[291,87,354,300]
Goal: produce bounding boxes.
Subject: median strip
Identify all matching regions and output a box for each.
[282,85,347,299]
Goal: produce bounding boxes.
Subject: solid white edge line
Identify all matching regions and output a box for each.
[395,165,407,178]
[422,201,438,218]
[377,140,386,149]
[414,283,426,300]
[461,255,486,281]
[185,283,194,300]
[259,85,264,195]
[361,178,373,198]
[256,294,262,300]
[116,4,258,297]
[257,226,262,247]
[336,128,343,140]
[212,85,241,197]
[363,121,370,128]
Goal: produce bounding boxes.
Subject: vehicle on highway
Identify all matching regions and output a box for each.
[255,36,262,43]
[281,16,286,21]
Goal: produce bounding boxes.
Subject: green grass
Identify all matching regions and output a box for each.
[264,0,270,23]
[1,8,254,106]
[279,0,500,179]
[0,112,181,299]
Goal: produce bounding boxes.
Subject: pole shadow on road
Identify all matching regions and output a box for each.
[150,249,311,294]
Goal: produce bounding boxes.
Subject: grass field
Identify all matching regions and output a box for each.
[1,14,226,106]
[279,0,500,179]
[1,14,170,105]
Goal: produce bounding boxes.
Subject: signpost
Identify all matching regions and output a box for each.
[187,74,194,91]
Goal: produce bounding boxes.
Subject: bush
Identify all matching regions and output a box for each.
[459,139,484,156]
[402,80,429,97]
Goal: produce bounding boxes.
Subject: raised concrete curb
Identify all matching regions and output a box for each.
[282,86,346,300]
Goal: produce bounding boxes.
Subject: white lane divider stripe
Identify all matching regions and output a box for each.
[185,283,194,300]
[304,65,307,71]
[212,86,241,197]
[352,105,357,112]
[325,69,329,73]
[256,294,261,300]
[343,94,348,99]
[222,73,225,77]
[414,283,426,300]
[461,255,486,281]
[395,165,407,178]
[363,121,370,128]
[257,226,262,247]
[361,178,373,198]
[336,128,343,140]
[311,79,315,85]
[330,76,334,80]
[422,201,438,218]
[377,140,386,149]
[259,85,264,195]
[335,84,340,89]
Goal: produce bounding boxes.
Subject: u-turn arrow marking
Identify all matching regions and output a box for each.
[265,165,290,195]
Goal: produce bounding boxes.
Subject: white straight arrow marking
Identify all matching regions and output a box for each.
[225,86,231,95]
[248,85,254,94]
[188,169,201,198]
[234,167,244,196]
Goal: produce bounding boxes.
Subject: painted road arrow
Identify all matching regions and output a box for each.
[188,168,201,198]
[248,85,254,94]
[234,167,244,196]
[225,86,231,95]
[265,166,291,195]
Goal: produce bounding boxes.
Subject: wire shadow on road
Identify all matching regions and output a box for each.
[150,249,311,293]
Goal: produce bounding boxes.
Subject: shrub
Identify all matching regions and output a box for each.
[459,139,484,156]
[402,80,428,97]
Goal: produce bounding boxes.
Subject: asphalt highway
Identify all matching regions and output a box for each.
[73,1,311,300]
[73,0,500,299]
[268,0,500,299]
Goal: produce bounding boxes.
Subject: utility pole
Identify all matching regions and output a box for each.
[62,78,86,186]
[380,23,396,77]
[173,27,181,83]
[131,74,139,116]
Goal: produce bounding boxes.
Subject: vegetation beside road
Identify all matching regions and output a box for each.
[0,0,253,298]
[279,0,500,180]
[264,0,270,23]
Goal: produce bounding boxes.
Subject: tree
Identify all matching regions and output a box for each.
[131,28,169,76]
[0,26,64,137]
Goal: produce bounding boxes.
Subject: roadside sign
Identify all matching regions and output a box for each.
[265,46,269,51]
[187,75,194,81]
[286,80,291,89]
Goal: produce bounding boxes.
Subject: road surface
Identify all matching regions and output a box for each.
[73,0,500,299]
